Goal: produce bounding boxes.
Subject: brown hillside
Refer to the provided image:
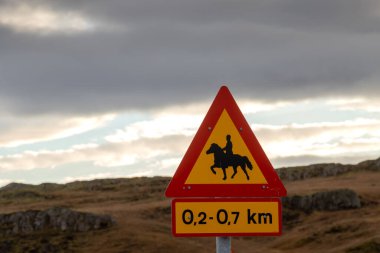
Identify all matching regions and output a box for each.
[0,158,379,253]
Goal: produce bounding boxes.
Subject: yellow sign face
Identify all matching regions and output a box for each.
[173,199,281,236]
[185,109,267,184]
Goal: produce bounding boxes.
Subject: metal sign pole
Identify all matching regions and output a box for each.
[216,237,231,253]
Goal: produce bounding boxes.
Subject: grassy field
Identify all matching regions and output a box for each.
[0,164,379,252]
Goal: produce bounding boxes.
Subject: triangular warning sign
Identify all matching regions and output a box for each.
[165,86,287,197]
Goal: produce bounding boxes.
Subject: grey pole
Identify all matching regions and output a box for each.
[216,237,231,253]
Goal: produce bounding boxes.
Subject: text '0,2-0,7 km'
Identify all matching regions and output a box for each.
[172,199,282,236]
[182,208,271,226]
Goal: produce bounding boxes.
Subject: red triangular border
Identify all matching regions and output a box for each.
[165,86,287,197]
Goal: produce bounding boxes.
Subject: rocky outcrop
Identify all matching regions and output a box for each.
[0,207,114,236]
[276,157,380,181]
[277,163,351,181]
[282,189,361,213]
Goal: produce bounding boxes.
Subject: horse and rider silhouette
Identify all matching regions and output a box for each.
[206,135,253,181]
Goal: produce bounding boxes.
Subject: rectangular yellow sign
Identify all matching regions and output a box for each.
[172,198,281,236]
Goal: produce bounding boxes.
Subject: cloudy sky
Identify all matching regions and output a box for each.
[1,0,380,186]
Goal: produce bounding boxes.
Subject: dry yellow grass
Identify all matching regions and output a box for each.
[0,171,379,252]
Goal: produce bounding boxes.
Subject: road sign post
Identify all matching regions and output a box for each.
[216,237,230,253]
[165,86,287,251]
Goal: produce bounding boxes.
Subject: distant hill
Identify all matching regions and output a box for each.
[0,158,379,253]
[2,157,379,192]
[276,157,380,181]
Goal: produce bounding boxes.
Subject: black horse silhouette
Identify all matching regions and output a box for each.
[206,143,253,180]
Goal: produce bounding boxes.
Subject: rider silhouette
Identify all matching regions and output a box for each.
[222,135,233,161]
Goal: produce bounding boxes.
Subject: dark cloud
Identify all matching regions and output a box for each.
[1,0,380,116]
